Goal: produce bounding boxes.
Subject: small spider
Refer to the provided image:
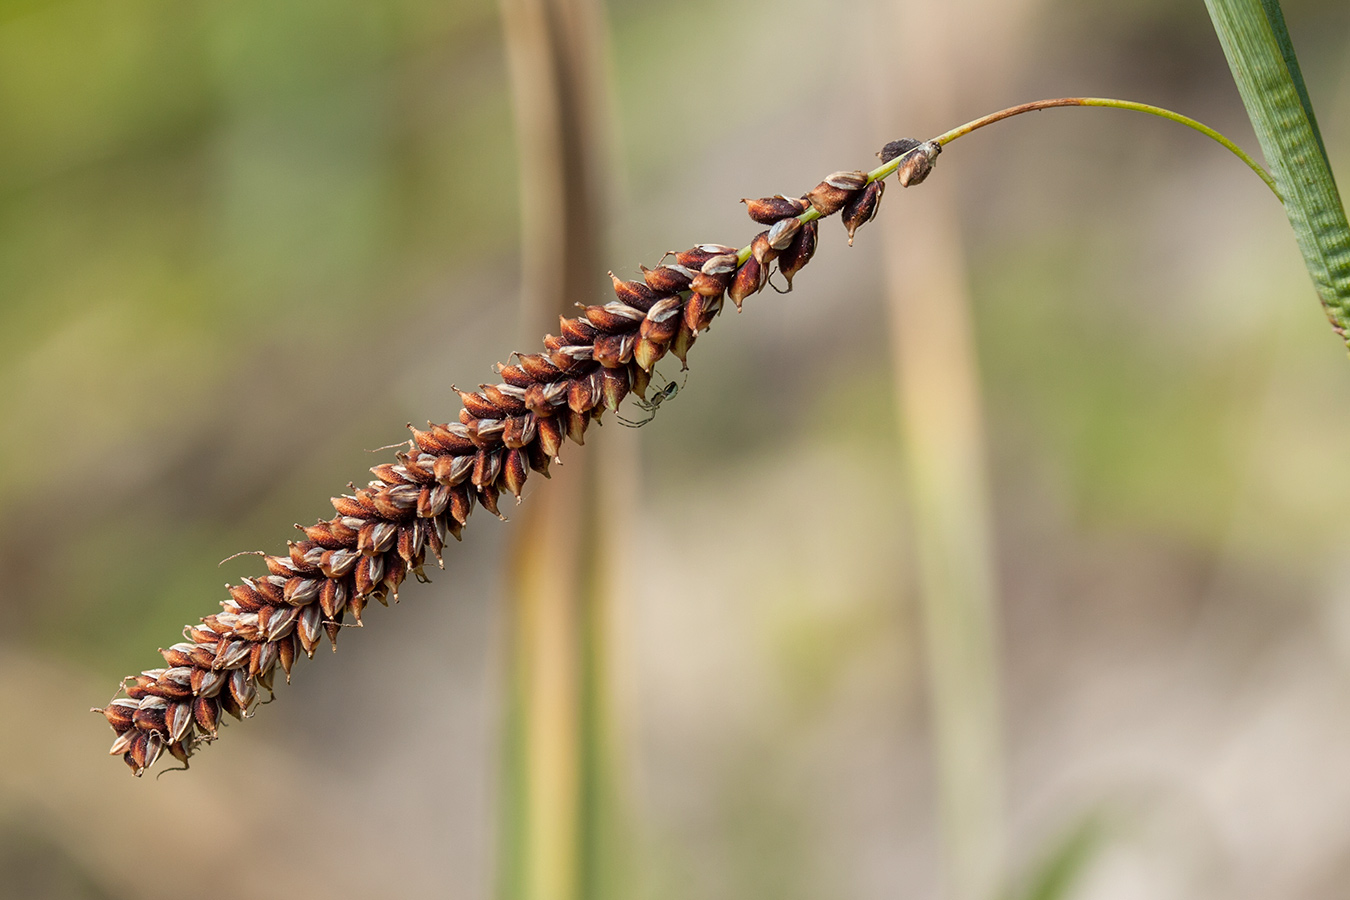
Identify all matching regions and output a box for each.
[619,370,687,427]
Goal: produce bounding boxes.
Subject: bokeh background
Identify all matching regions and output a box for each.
[5,0,1350,897]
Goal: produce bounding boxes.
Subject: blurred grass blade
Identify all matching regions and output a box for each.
[1004,814,1106,900]
[497,0,629,898]
[1204,0,1350,341]
[869,3,1015,896]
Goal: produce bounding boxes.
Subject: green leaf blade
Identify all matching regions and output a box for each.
[1205,0,1350,343]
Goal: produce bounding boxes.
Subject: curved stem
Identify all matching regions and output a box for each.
[737,97,1279,267]
[918,97,1279,199]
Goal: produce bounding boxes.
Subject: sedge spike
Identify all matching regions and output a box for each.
[94,99,1267,775]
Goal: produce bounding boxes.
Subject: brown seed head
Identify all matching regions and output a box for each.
[99,135,942,774]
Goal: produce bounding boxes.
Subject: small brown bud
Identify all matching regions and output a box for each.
[262,576,289,604]
[777,220,817,289]
[609,272,657,310]
[433,454,473,487]
[750,231,776,267]
[502,414,537,449]
[690,271,730,298]
[109,730,134,756]
[227,583,266,612]
[372,485,419,518]
[284,576,321,606]
[472,448,501,489]
[895,140,941,187]
[567,371,604,414]
[332,496,370,520]
[129,732,163,774]
[449,483,475,525]
[878,137,921,163]
[675,244,737,269]
[841,179,883,245]
[601,366,630,411]
[319,578,348,619]
[496,364,533,388]
[565,407,589,445]
[526,440,552,478]
[516,353,563,383]
[264,554,299,577]
[212,640,251,671]
[481,384,527,416]
[187,643,217,669]
[559,316,597,345]
[536,416,564,458]
[289,541,325,573]
[503,449,528,499]
[585,302,645,334]
[420,484,451,519]
[633,337,666,372]
[742,195,808,224]
[191,667,226,698]
[630,362,652,399]
[219,685,242,721]
[298,604,323,657]
[670,322,696,366]
[229,669,257,713]
[166,701,193,744]
[358,521,396,555]
[159,644,194,668]
[133,698,166,733]
[277,633,297,681]
[523,382,552,414]
[456,388,501,420]
[479,483,504,519]
[639,296,683,344]
[443,515,464,543]
[252,640,279,679]
[320,547,360,579]
[365,554,385,594]
[727,258,765,309]
[100,698,139,730]
[395,524,417,564]
[641,265,693,293]
[168,741,191,766]
[805,170,866,216]
[182,623,216,644]
[683,292,722,332]
[593,332,636,368]
[370,463,409,486]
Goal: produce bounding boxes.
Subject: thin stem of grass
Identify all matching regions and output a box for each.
[928,97,1279,198]
[736,96,1278,270]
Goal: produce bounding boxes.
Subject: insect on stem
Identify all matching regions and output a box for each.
[618,370,687,427]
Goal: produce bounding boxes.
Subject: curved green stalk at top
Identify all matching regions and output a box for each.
[923,97,1280,199]
[736,96,1279,268]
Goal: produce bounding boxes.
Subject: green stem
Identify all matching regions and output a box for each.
[735,96,1278,267]
[925,97,1279,199]
[739,97,1274,267]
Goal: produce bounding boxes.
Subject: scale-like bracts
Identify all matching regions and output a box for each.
[94,139,940,775]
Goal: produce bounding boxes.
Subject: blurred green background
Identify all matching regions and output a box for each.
[4,0,1350,897]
